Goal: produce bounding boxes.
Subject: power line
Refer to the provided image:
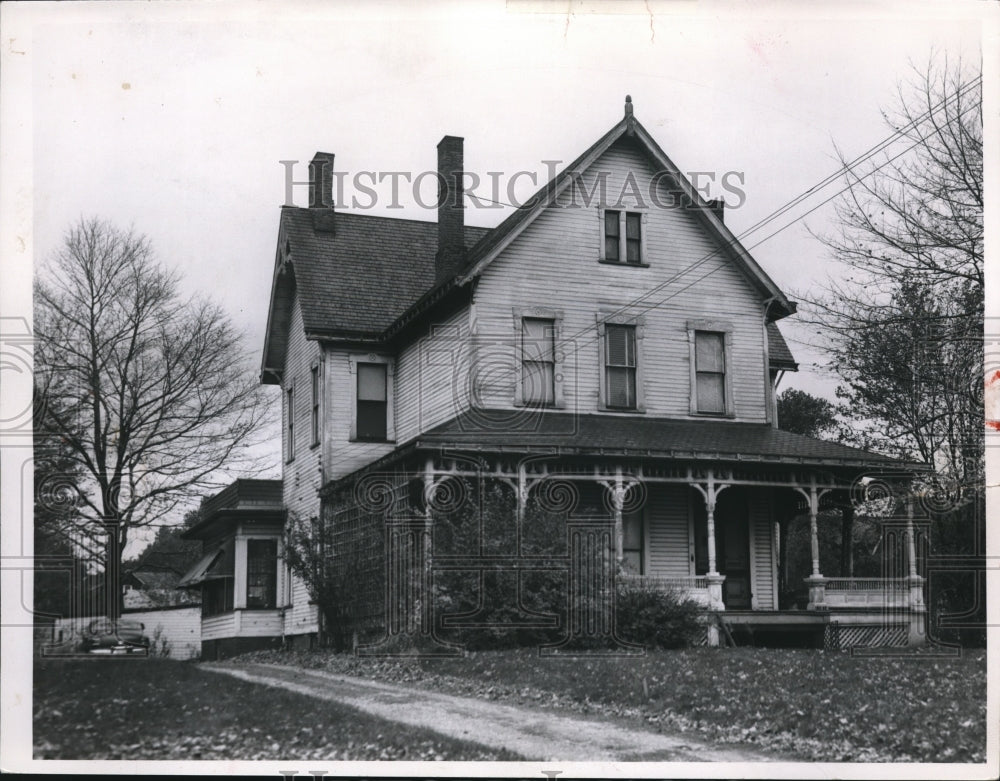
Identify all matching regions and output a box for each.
[549,79,982,355]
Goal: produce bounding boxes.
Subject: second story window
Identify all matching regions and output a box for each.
[285,385,295,462]
[356,362,388,441]
[310,365,320,446]
[521,317,555,406]
[605,324,637,409]
[601,209,645,265]
[694,331,726,414]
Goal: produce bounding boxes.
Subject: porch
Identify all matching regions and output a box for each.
[413,450,929,648]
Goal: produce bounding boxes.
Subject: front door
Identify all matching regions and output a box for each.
[716,490,751,609]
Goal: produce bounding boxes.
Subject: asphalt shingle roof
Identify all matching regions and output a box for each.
[767,322,797,369]
[283,209,490,336]
[416,410,923,470]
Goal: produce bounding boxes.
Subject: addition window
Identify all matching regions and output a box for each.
[246,539,278,609]
[605,324,637,409]
[600,209,647,265]
[687,320,735,416]
[285,384,295,462]
[521,317,555,406]
[203,578,234,616]
[310,365,320,446]
[356,362,388,441]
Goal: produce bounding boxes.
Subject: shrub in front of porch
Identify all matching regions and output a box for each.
[614,580,703,649]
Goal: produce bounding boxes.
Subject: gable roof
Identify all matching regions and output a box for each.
[452,107,796,322]
[261,211,489,381]
[284,210,490,337]
[262,98,797,380]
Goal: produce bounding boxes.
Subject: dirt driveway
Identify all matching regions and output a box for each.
[202,661,779,762]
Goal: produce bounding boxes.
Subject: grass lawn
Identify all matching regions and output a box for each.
[237,645,988,763]
[33,658,519,761]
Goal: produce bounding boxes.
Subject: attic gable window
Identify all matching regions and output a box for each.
[600,208,647,266]
[687,320,735,417]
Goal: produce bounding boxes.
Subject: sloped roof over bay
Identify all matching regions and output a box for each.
[414,410,926,471]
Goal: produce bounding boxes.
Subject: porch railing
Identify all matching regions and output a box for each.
[818,577,912,608]
[621,575,712,607]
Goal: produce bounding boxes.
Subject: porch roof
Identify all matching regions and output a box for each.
[414,410,928,471]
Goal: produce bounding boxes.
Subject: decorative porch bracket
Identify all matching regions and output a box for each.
[792,476,832,610]
[690,469,731,612]
[597,465,643,565]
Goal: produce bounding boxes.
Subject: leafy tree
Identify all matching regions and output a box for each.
[34,218,274,618]
[122,510,204,577]
[776,388,838,438]
[804,55,983,643]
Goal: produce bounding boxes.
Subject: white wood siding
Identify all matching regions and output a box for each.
[201,613,238,641]
[234,610,284,637]
[282,295,322,634]
[395,307,471,442]
[645,484,692,577]
[471,140,769,421]
[750,489,776,609]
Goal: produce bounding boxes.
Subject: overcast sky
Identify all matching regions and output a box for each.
[2,0,995,512]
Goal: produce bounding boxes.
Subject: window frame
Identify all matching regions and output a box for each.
[310,363,321,448]
[686,319,736,417]
[622,509,646,576]
[285,380,296,463]
[348,354,396,443]
[512,307,565,409]
[596,311,646,413]
[245,538,279,610]
[202,578,234,617]
[598,207,649,267]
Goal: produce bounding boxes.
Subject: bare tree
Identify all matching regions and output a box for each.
[34,218,274,617]
[803,54,983,493]
[800,54,983,642]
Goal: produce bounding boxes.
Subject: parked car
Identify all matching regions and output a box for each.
[78,618,150,655]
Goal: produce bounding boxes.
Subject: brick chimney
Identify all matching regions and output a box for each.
[706,198,725,223]
[436,136,465,283]
[309,152,336,232]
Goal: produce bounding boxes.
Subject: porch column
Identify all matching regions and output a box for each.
[696,470,727,613]
[840,502,855,577]
[516,461,528,527]
[613,466,624,564]
[904,496,927,645]
[803,478,827,610]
